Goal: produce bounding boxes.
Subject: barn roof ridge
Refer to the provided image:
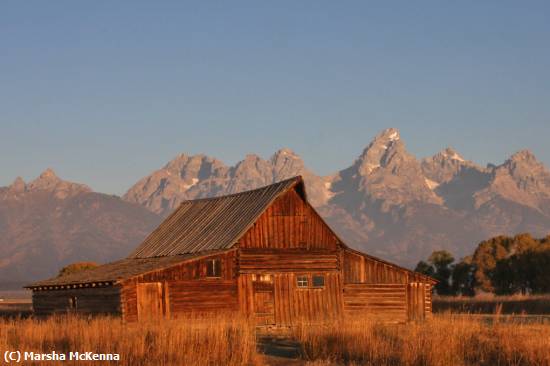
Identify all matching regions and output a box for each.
[176,175,306,204]
[128,176,305,258]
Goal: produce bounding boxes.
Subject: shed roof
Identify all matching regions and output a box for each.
[26,253,209,288]
[129,176,305,258]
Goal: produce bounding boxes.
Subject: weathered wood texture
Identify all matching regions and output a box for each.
[130,177,303,257]
[32,287,121,316]
[128,251,236,282]
[120,251,237,321]
[344,250,411,284]
[238,190,339,250]
[238,248,338,273]
[239,272,342,326]
[29,178,435,325]
[407,283,431,321]
[168,280,238,316]
[136,282,164,320]
[343,283,407,323]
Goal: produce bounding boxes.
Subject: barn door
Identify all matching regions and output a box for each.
[137,282,166,321]
[253,274,275,326]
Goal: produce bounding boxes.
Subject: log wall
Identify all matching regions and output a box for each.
[168,280,238,316]
[120,251,238,321]
[32,287,121,316]
[342,249,434,322]
[343,283,407,323]
[238,248,339,273]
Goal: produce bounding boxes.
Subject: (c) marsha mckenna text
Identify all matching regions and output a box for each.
[4,351,120,362]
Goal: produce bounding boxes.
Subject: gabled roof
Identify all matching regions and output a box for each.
[129,176,305,258]
[26,176,437,289]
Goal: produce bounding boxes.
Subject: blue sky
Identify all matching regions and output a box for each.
[1,1,549,195]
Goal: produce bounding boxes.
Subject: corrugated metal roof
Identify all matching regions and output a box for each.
[129,176,304,258]
[26,253,211,287]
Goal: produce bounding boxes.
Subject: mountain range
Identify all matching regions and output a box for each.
[2,128,550,284]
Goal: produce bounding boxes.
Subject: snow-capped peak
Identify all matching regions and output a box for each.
[388,130,399,142]
[442,147,465,162]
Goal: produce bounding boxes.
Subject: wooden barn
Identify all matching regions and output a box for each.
[26,176,435,324]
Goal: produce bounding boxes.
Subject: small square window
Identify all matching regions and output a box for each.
[206,259,222,277]
[297,275,309,288]
[312,275,325,288]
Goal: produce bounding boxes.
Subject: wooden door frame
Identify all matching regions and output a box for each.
[252,274,275,325]
[136,282,169,321]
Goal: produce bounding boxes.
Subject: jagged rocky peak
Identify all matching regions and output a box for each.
[439,147,465,162]
[330,128,442,209]
[511,149,536,160]
[498,150,550,193]
[501,150,546,176]
[355,128,409,176]
[421,147,481,185]
[5,169,92,199]
[29,168,59,188]
[163,153,226,178]
[272,147,299,158]
[9,176,26,193]
[271,148,306,176]
[124,148,328,215]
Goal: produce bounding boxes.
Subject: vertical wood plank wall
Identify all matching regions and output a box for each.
[344,250,410,284]
[238,190,339,250]
[238,272,342,326]
[236,189,344,325]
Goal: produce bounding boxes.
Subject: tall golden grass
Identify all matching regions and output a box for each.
[1,314,549,365]
[434,294,550,315]
[0,315,259,366]
[295,314,550,366]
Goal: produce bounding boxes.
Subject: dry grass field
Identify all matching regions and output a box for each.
[1,314,549,366]
[433,294,550,315]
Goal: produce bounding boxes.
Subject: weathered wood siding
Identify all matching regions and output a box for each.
[238,190,339,250]
[120,251,238,321]
[238,272,342,325]
[168,280,238,316]
[32,287,121,316]
[343,250,410,284]
[238,248,339,273]
[342,249,434,322]
[343,284,407,322]
[407,283,432,320]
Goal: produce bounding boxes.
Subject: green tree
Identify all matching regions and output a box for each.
[414,260,435,277]
[415,250,455,295]
[451,256,475,296]
[429,251,454,295]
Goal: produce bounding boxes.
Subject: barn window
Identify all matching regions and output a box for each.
[296,275,309,288]
[312,275,325,288]
[206,259,222,278]
[68,296,78,310]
